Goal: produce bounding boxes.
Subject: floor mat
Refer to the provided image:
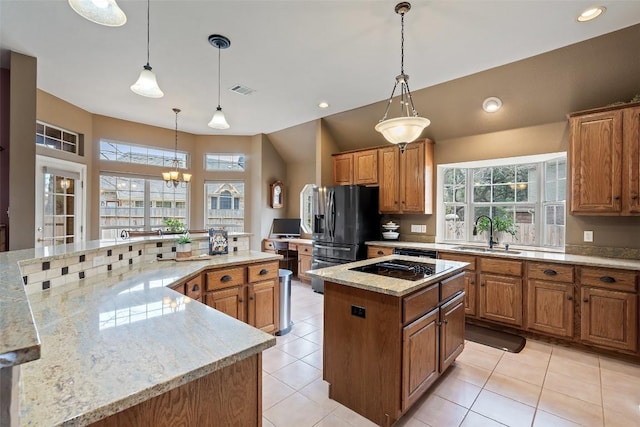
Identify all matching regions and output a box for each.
[465,323,526,353]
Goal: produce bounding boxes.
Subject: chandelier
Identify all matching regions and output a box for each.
[374,2,430,153]
[162,108,191,188]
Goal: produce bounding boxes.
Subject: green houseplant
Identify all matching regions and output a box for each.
[475,215,518,243]
[175,233,193,259]
[163,217,185,234]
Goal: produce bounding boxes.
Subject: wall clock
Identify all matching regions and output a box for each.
[270,181,284,209]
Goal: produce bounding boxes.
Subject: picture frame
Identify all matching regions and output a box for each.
[270,180,284,209]
[208,228,229,255]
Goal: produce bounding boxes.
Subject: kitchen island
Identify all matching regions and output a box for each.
[0,237,279,426]
[307,255,468,427]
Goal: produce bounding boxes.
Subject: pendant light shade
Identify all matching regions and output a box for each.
[375,2,429,153]
[68,0,127,27]
[207,34,231,130]
[130,0,163,98]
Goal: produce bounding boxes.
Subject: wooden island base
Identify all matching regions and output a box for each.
[91,354,262,427]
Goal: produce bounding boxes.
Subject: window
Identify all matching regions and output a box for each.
[205,182,244,232]
[36,121,81,155]
[100,140,188,169]
[205,153,245,171]
[99,174,188,239]
[438,153,566,249]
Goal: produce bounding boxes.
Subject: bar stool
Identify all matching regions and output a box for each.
[272,240,296,274]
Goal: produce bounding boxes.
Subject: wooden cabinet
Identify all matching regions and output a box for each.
[579,266,638,352]
[367,245,395,258]
[332,149,379,186]
[478,257,523,327]
[332,153,353,185]
[378,140,434,214]
[439,293,465,372]
[204,261,280,334]
[569,103,640,215]
[439,252,477,317]
[526,262,575,338]
[297,243,312,282]
[171,274,204,303]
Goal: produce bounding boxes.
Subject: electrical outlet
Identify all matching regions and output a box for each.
[411,224,427,233]
[421,225,427,233]
[351,305,366,318]
[93,255,105,267]
[583,231,593,242]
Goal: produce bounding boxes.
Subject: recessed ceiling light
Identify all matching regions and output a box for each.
[318,101,329,109]
[577,6,606,22]
[482,97,502,113]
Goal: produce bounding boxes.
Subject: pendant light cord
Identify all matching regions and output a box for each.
[146,0,150,66]
[217,46,222,108]
[400,11,405,75]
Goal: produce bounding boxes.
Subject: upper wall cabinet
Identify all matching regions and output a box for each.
[569,102,640,215]
[332,149,378,186]
[379,140,434,214]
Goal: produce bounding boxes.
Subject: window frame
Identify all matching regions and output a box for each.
[204,153,246,172]
[204,181,245,232]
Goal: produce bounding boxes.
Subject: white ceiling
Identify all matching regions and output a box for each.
[2,0,640,137]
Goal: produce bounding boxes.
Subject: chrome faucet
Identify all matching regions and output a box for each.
[473,215,497,249]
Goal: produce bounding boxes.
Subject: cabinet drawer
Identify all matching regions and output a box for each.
[248,261,279,283]
[403,283,439,324]
[580,267,637,292]
[439,252,476,271]
[528,262,574,283]
[441,273,465,302]
[480,257,523,276]
[185,276,203,300]
[288,243,298,251]
[298,244,312,255]
[367,246,395,258]
[206,267,246,291]
[263,240,275,251]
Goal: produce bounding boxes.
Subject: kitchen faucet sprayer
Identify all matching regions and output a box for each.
[473,215,497,249]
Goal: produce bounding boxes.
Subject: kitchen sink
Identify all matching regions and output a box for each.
[451,246,521,255]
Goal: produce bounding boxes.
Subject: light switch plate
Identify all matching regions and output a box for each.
[410,224,426,233]
[583,231,593,242]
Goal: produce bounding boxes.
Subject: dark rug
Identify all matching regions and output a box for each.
[465,323,526,353]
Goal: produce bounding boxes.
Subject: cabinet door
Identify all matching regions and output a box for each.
[402,308,439,412]
[580,287,637,352]
[400,141,430,213]
[378,146,400,212]
[462,271,477,317]
[185,275,203,302]
[297,253,312,281]
[526,280,574,337]
[333,153,353,185]
[570,110,623,214]
[479,274,523,326]
[440,293,465,373]
[353,149,378,185]
[205,286,246,323]
[248,280,279,333]
[623,106,640,214]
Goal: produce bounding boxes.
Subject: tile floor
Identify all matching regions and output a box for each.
[262,279,640,427]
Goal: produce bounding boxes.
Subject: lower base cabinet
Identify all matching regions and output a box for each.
[581,286,638,352]
[479,273,523,326]
[526,280,574,337]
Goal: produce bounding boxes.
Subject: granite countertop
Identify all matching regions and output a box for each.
[367,241,640,271]
[306,255,468,297]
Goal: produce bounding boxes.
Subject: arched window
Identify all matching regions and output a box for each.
[219,190,232,209]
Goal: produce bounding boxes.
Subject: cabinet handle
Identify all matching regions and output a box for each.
[470,280,475,285]
[377,250,384,255]
[614,195,621,201]
[480,282,485,287]
[583,298,589,303]
[443,319,449,324]
[192,284,200,292]
[436,321,442,326]
[221,275,232,282]
[632,194,639,200]
[599,276,616,283]
[249,296,255,301]
[567,295,573,301]
[259,269,269,275]
[239,298,243,303]
[543,269,557,276]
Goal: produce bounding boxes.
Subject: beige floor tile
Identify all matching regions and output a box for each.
[484,372,541,407]
[299,378,339,412]
[278,337,320,359]
[302,329,323,345]
[263,416,276,427]
[445,361,492,388]
[464,340,509,358]
[522,340,553,355]
[301,349,323,370]
[532,410,581,427]
[290,320,319,337]
[271,360,322,390]
[312,413,353,427]
[433,376,482,408]
[393,416,429,427]
[494,356,547,386]
[412,393,468,427]
[263,374,296,410]
[538,388,604,426]
[543,370,602,405]
[263,347,299,373]
[457,347,503,371]
[501,345,551,370]
[603,406,640,427]
[460,410,507,426]
[264,392,332,427]
[600,367,639,396]
[547,354,601,386]
[471,389,535,427]
[602,385,640,421]
[331,404,379,427]
[551,345,600,367]
[275,332,300,346]
[305,313,324,327]
[599,355,640,377]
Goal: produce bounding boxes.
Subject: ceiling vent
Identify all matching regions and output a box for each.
[229,84,255,96]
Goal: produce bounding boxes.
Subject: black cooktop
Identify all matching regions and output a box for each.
[349,259,452,281]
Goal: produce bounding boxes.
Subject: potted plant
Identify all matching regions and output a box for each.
[163,217,185,235]
[475,215,518,244]
[175,234,193,259]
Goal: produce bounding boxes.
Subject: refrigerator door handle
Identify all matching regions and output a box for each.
[314,244,351,251]
[329,190,336,239]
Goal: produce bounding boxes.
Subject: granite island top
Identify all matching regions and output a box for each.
[0,239,279,426]
[306,255,468,297]
[366,241,640,271]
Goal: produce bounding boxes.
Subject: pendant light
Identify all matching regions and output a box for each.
[162,108,191,188]
[130,0,163,98]
[207,34,231,129]
[374,2,429,153]
[68,0,127,27]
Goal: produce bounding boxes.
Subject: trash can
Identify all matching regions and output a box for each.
[276,269,293,335]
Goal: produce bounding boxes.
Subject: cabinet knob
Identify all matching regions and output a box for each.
[632,194,639,200]
[239,298,243,303]
[443,319,449,324]
[259,269,269,275]
[480,282,485,287]
[470,280,475,285]
[567,295,573,301]
[614,195,621,201]
[192,284,200,292]
[221,275,232,282]
[543,269,557,276]
[436,321,442,326]
[583,298,589,303]
[249,296,255,301]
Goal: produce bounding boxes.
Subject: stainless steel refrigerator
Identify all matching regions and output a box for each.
[311,185,380,293]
